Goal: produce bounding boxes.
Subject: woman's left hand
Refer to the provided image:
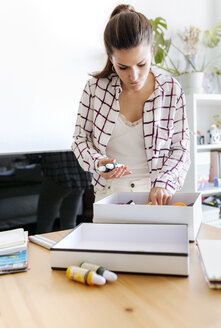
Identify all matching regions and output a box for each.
[148,187,172,205]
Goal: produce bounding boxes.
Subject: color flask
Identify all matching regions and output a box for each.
[80,262,117,281]
[66,265,106,286]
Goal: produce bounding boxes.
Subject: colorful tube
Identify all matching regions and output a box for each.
[80,262,117,281]
[66,265,106,286]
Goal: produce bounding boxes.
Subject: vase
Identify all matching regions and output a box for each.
[176,72,204,95]
[185,55,196,72]
[203,73,217,94]
[216,75,221,94]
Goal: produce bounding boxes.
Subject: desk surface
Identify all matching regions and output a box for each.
[0,223,221,328]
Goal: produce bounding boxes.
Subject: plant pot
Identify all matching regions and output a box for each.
[176,72,204,95]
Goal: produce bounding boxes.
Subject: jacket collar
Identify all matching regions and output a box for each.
[151,69,165,95]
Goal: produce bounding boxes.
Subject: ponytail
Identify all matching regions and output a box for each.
[91,4,153,79]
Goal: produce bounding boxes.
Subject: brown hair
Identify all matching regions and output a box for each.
[92,4,153,79]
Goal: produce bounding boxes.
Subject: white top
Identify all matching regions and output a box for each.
[106,113,150,182]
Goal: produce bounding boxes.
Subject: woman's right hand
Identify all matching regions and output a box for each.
[98,158,132,180]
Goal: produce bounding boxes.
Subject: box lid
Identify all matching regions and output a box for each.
[51,223,189,256]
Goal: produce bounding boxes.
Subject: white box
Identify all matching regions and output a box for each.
[93,192,202,241]
[50,223,189,276]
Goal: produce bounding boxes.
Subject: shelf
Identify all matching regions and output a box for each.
[182,94,221,194]
[194,94,221,103]
[199,183,221,196]
[197,144,221,151]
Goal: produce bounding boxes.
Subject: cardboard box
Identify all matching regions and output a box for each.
[93,192,202,241]
[50,223,189,276]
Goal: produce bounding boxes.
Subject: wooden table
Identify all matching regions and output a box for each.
[0,224,221,328]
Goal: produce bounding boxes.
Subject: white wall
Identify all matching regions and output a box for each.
[136,0,214,29]
[0,0,216,154]
[214,0,221,21]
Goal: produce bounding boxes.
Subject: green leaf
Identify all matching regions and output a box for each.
[164,39,171,54]
[154,17,167,30]
[202,23,221,48]
[150,17,168,33]
[154,47,164,64]
[150,16,171,66]
[154,31,165,46]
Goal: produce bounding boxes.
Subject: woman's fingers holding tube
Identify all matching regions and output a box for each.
[98,158,116,180]
[99,166,125,179]
[98,158,116,168]
[100,166,132,180]
[110,166,130,178]
[99,171,116,180]
[123,170,132,176]
[109,167,123,178]
[98,160,132,180]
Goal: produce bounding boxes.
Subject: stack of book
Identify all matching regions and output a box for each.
[0,228,28,274]
[197,152,210,191]
[209,151,221,182]
[197,151,221,190]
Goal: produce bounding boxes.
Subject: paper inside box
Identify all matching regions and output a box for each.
[53,223,188,254]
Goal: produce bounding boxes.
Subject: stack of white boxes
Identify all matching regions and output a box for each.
[50,192,203,277]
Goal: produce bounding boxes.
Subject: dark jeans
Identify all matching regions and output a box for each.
[36,177,84,233]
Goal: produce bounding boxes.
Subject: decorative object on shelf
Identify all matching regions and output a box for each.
[150,18,221,94]
[207,115,221,144]
[197,130,205,145]
[178,25,200,73]
[214,177,221,188]
[196,152,210,191]
[213,114,221,126]
[208,124,221,144]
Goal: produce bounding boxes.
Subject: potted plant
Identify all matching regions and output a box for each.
[150,17,221,94]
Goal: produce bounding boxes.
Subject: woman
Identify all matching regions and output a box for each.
[72,4,190,205]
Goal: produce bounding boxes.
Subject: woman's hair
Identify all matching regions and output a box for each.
[92,4,153,79]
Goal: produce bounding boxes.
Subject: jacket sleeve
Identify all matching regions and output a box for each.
[152,89,191,194]
[72,80,107,173]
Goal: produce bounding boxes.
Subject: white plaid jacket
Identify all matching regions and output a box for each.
[72,70,190,194]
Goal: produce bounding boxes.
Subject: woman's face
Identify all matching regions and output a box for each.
[111,42,153,91]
